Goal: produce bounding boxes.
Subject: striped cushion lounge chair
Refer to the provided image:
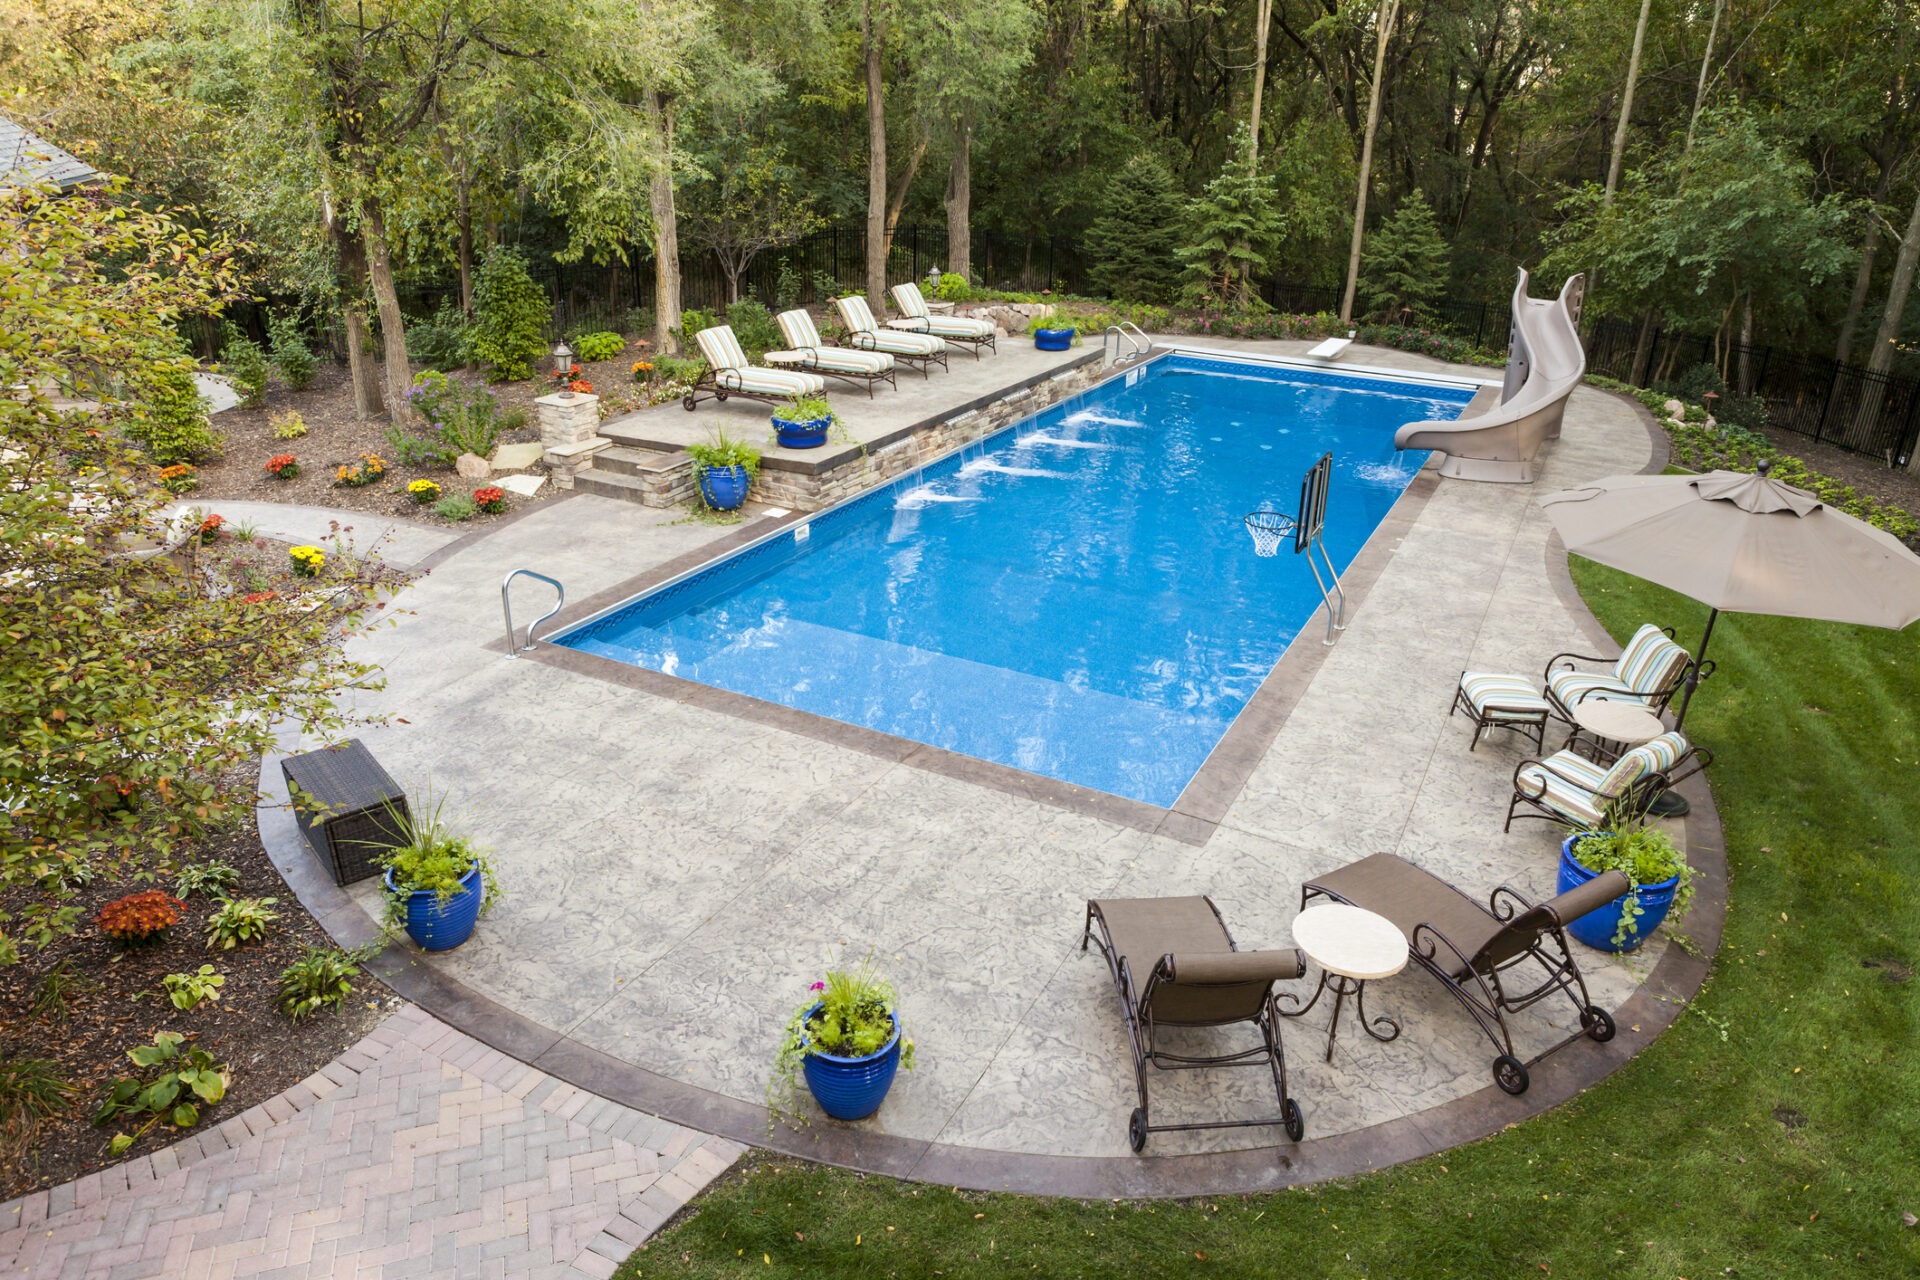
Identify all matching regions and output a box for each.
[1082,895,1306,1152]
[832,295,949,377]
[769,310,897,397]
[1506,730,1709,831]
[1302,853,1626,1096]
[1542,623,1698,723]
[682,324,825,411]
[887,282,997,357]
[1452,671,1551,752]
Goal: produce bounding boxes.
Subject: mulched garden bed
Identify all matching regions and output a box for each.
[0,787,397,1202]
[1757,422,1920,531]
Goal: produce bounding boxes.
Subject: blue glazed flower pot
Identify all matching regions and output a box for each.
[1558,834,1679,952]
[798,1005,903,1121]
[772,415,831,449]
[697,464,750,511]
[1033,328,1074,351]
[384,862,484,951]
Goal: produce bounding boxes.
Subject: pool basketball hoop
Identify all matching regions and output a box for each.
[1243,508,1296,558]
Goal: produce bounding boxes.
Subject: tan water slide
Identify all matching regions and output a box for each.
[1394,269,1587,483]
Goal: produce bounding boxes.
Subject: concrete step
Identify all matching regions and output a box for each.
[573,470,655,505]
[596,445,669,477]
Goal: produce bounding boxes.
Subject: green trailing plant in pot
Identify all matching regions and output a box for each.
[1557,810,1696,951]
[769,954,915,1126]
[373,795,500,952]
[686,428,760,512]
[769,394,841,450]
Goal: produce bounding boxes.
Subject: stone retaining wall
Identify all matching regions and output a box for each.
[753,360,1107,511]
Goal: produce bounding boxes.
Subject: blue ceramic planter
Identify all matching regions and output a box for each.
[1033,328,1074,351]
[384,862,484,951]
[773,415,831,449]
[799,1006,903,1121]
[697,464,750,511]
[1557,834,1679,952]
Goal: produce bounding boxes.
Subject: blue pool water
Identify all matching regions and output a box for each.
[559,355,1473,805]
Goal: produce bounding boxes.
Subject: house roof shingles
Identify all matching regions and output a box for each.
[1,115,105,192]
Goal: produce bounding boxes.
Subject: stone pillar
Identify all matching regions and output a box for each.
[535,391,600,448]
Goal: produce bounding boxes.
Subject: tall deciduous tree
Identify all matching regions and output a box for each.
[1340,0,1401,325]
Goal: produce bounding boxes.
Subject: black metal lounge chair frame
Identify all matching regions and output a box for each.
[887,315,996,359]
[680,369,798,412]
[844,334,948,378]
[1504,743,1712,831]
[1301,863,1623,1096]
[1541,624,1710,726]
[1082,897,1304,1152]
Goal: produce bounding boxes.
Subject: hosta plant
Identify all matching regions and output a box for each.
[277,945,375,1021]
[173,859,241,900]
[162,965,226,1010]
[93,1032,228,1155]
[205,896,279,949]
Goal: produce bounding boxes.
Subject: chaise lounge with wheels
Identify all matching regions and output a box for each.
[832,295,950,377]
[1507,729,1708,831]
[1542,623,1699,724]
[1082,895,1306,1152]
[770,309,898,397]
[887,282,998,357]
[682,324,826,411]
[1301,853,1625,1096]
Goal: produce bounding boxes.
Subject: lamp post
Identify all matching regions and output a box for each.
[927,265,942,292]
[552,341,575,399]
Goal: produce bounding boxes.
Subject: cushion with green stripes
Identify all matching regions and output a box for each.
[851,328,946,356]
[693,324,749,372]
[1548,670,1648,709]
[1516,751,1611,825]
[890,283,932,318]
[1460,671,1550,719]
[776,308,823,349]
[1614,624,1690,695]
[835,295,880,334]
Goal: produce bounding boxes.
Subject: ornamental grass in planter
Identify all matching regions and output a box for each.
[770,954,915,1126]
[372,794,500,952]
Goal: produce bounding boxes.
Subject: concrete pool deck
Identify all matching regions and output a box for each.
[261,340,1724,1197]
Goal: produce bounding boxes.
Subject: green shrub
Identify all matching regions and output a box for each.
[162,965,226,1011]
[93,1031,227,1154]
[471,247,551,381]
[393,371,511,465]
[266,311,317,390]
[1717,390,1770,430]
[677,307,720,342]
[434,494,478,522]
[775,261,804,311]
[1085,153,1185,304]
[174,860,240,900]
[277,946,372,1021]
[204,896,279,949]
[653,355,705,383]
[406,299,475,372]
[623,305,656,339]
[269,409,307,440]
[1670,362,1725,404]
[573,330,624,362]
[220,323,271,409]
[933,272,972,302]
[724,299,781,353]
[125,361,220,463]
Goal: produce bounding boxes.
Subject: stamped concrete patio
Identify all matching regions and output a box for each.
[264,340,1720,1196]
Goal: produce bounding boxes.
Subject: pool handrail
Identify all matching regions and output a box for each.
[502,568,565,657]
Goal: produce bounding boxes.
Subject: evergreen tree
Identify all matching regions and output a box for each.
[471,247,552,382]
[1175,129,1288,309]
[1083,153,1184,303]
[1359,189,1452,321]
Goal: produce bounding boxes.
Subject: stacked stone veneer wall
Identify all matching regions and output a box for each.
[755,361,1108,511]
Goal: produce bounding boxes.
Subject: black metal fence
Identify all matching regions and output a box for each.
[1584,318,1920,467]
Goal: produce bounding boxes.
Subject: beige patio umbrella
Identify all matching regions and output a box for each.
[1538,461,1920,730]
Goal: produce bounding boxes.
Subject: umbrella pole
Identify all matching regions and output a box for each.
[1672,608,1719,733]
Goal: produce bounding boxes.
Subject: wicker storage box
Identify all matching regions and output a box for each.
[280,739,411,886]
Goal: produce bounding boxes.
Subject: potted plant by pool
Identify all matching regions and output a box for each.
[1556,813,1695,952]
[377,797,500,952]
[1031,317,1076,351]
[770,393,837,450]
[686,429,760,512]
[770,955,915,1124]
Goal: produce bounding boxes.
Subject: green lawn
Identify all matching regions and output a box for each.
[622,559,1919,1278]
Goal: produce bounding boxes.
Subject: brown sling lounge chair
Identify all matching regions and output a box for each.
[1083,895,1306,1152]
[1301,854,1626,1096]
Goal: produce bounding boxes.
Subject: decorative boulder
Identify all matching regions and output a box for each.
[455,452,492,480]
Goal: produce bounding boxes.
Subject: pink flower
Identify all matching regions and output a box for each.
[809,981,826,992]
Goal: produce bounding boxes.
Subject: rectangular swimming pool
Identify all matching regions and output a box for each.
[558,353,1475,806]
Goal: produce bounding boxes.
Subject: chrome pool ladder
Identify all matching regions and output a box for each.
[1103,322,1151,367]
[501,569,564,657]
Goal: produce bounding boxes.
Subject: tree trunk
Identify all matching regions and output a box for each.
[645,89,682,356]
[1684,0,1726,155]
[885,131,927,251]
[358,197,413,425]
[1629,307,1657,386]
[1606,0,1653,197]
[456,180,474,315]
[1340,0,1399,325]
[864,0,889,313]
[1835,221,1884,366]
[1249,0,1272,165]
[1876,183,1920,378]
[944,118,971,280]
[330,218,384,419]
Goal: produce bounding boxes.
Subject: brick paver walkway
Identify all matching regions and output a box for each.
[0,1006,743,1278]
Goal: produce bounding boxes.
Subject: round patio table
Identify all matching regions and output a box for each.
[1568,700,1690,817]
[1281,904,1409,1064]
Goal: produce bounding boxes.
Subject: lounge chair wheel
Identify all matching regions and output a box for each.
[1283,1098,1305,1142]
[1127,1108,1148,1153]
[681,393,696,411]
[1493,1054,1530,1096]
[1581,1005,1616,1042]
